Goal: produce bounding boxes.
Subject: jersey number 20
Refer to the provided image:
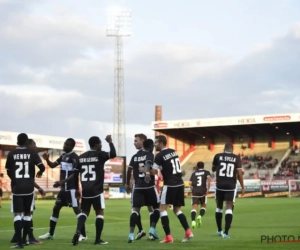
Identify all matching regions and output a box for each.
[82,165,96,181]
[171,158,182,174]
[219,163,234,177]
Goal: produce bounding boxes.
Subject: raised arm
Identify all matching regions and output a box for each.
[42,152,59,169]
[105,135,117,159]
[34,152,45,178]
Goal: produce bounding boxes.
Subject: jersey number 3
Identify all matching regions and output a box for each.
[82,165,96,181]
[171,158,182,174]
[219,163,234,177]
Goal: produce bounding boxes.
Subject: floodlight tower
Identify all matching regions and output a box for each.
[106,8,131,156]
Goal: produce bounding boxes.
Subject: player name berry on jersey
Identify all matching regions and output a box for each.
[13,154,31,160]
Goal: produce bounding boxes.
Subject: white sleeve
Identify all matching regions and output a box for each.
[152,163,162,170]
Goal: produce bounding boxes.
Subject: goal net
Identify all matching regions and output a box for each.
[288,179,300,197]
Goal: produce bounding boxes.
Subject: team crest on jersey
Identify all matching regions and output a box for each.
[65,157,69,161]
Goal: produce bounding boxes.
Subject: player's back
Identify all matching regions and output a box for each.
[131,150,154,188]
[155,148,183,186]
[78,150,106,198]
[213,152,241,190]
[190,169,210,192]
[7,147,41,195]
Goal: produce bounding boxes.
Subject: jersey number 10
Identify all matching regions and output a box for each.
[171,158,182,174]
[219,163,234,177]
[82,165,96,181]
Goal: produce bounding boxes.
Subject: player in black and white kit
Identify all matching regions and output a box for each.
[126,134,153,240]
[189,162,211,229]
[152,135,193,243]
[71,135,116,246]
[39,138,86,241]
[212,143,245,239]
[10,139,46,246]
[127,139,160,243]
[6,133,45,249]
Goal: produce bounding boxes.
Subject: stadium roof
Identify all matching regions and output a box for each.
[0,130,86,152]
[151,113,300,139]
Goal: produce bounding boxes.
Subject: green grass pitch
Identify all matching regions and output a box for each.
[0,198,299,249]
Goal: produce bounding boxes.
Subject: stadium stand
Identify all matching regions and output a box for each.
[152,112,300,182]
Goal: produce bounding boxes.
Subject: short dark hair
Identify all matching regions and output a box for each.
[28,139,35,145]
[155,135,167,146]
[89,136,101,148]
[197,162,204,169]
[134,134,147,141]
[143,139,154,149]
[67,138,76,148]
[224,142,233,152]
[17,133,28,146]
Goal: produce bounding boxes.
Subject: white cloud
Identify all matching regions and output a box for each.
[0,1,300,158]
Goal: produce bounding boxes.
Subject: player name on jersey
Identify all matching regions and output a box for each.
[79,157,98,163]
[219,156,236,162]
[134,155,147,162]
[13,154,31,160]
[163,151,178,161]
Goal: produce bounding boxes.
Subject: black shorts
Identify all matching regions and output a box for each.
[81,193,105,212]
[132,186,160,208]
[215,188,237,203]
[11,194,34,213]
[0,188,3,197]
[191,190,207,205]
[160,185,185,207]
[55,189,78,207]
[215,189,235,202]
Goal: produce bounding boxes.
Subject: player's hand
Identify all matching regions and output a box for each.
[144,174,151,183]
[42,152,49,160]
[53,181,64,188]
[126,185,131,194]
[241,187,245,196]
[75,190,81,199]
[36,171,43,178]
[38,188,46,196]
[105,135,112,143]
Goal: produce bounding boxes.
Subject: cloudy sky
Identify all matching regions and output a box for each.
[0,0,300,159]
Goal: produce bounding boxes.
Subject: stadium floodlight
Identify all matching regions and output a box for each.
[107,7,132,37]
[106,7,132,157]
